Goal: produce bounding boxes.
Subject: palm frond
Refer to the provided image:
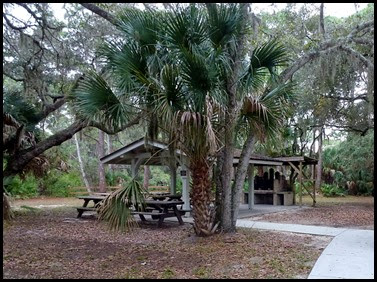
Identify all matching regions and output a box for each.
[163,5,208,50]
[250,39,289,75]
[116,8,161,55]
[240,81,296,141]
[207,3,245,49]
[72,70,134,130]
[97,179,146,232]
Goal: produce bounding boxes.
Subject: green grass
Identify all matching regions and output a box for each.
[161,268,175,279]
[193,266,210,278]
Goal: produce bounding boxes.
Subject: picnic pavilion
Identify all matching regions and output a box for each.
[100,138,318,214]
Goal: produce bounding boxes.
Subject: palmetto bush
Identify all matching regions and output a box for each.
[97,178,146,232]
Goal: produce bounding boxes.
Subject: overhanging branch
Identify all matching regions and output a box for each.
[80,3,118,26]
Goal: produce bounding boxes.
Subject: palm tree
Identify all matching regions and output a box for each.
[72,4,294,236]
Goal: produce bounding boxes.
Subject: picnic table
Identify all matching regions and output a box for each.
[151,193,182,201]
[76,195,187,227]
[76,195,107,218]
[132,200,185,227]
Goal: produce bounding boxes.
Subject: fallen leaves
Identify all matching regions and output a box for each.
[4,206,331,279]
[247,196,374,229]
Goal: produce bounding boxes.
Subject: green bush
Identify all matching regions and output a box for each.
[105,171,131,186]
[356,180,373,196]
[294,181,313,195]
[42,169,82,197]
[5,174,39,198]
[176,177,182,193]
[323,130,374,195]
[320,183,346,197]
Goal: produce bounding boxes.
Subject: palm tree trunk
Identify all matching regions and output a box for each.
[74,133,91,193]
[190,159,214,236]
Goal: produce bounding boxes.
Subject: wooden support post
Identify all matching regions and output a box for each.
[299,161,303,208]
[290,166,296,205]
[169,165,177,194]
[131,159,136,178]
[247,164,254,210]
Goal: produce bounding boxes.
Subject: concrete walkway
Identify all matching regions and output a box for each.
[166,217,374,279]
[236,220,374,279]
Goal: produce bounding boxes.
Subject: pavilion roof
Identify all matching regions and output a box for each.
[101,138,317,167]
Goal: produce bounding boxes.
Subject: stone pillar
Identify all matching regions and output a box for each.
[247,164,254,210]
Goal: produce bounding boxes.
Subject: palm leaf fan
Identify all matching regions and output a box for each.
[97,179,147,232]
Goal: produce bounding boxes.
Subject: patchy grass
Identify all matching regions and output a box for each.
[248,195,374,229]
[300,194,374,206]
[3,207,330,279]
[10,196,83,209]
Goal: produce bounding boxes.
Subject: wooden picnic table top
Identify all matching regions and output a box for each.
[77,195,107,201]
[144,200,184,206]
[150,194,182,200]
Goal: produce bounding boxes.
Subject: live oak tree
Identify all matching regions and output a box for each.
[2,3,140,219]
[251,3,374,190]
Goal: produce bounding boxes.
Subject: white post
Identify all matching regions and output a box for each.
[131,159,136,178]
[248,164,255,210]
[181,165,191,216]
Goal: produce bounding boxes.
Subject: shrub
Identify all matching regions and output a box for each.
[5,174,39,199]
[105,171,131,186]
[42,169,82,197]
[323,131,374,196]
[320,183,346,197]
[356,180,373,196]
[294,181,313,195]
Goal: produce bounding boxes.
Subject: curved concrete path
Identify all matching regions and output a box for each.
[236,220,374,279]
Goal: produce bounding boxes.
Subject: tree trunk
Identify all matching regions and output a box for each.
[106,134,114,173]
[74,133,91,193]
[3,120,86,178]
[3,193,13,221]
[98,130,106,193]
[190,158,215,236]
[231,133,255,228]
[214,151,224,225]
[212,3,249,234]
[220,130,235,232]
[143,166,150,190]
[315,127,323,191]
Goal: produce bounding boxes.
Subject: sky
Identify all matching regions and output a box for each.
[9,3,370,24]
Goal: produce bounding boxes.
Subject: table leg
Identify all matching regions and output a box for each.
[173,206,184,225]
[157,214,165,227]
[77,199,90,218]
[83,199,89,207]
[139,214,146,221]
[77,210,84,218]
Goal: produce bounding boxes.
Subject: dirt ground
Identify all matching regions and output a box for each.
[3,204,330,279]
[247,195,374,229]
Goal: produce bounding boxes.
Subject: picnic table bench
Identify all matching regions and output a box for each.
[131,200,185,227]
[76,195,107,218]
